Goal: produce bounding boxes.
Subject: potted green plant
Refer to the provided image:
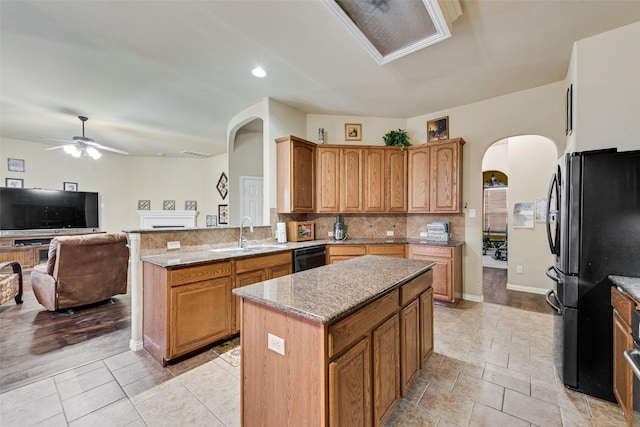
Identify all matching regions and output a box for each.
[383,129,411,149]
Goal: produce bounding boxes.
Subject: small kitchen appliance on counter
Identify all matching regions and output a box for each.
[333,215,347,241]
[286,221,314,242]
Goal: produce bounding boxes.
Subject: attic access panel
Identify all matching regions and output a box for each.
[323,0,460,64]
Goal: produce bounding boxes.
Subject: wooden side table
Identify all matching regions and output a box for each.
[0,261,23,305]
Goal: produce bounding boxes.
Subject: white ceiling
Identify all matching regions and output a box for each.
[2,1,639,158]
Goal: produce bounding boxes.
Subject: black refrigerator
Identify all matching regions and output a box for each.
[545,148,640,402]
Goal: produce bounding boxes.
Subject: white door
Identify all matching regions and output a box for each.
[240,176,264,226]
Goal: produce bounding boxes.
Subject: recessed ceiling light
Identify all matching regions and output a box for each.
[252,67,267,78]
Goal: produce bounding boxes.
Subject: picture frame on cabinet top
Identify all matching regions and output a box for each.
[345,123,362,141]
[427,116,449,143]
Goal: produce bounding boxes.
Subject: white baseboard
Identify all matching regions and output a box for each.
[463,293,484,302]
[506,283,550,295]
[130,339,144,352]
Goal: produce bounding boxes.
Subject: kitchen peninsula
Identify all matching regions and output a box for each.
[233,255,435,426]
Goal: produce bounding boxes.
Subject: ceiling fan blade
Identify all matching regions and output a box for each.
[45,145,66,151]
[84,140,130,155]
[38,137,74,144]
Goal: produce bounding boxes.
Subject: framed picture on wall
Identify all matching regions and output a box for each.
[217,172,228,199]
[218,204,229,224]
[5,178,23,188]
[64,182,78,191]
[8,158,25,172]
[345,123,362,141]
[427,116,449,142]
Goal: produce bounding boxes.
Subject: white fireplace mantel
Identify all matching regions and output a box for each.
[137,210,198,229]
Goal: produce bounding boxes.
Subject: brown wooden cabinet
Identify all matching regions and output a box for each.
[326,243,404,264]
[408,244,463,306]
[386,149,407,212]
[611,286,635,426]
[363,148,385,212]
[341,147,364,212]
[232,252,292,333]
[407,138,464,213]
[420,288,434,366]
[143,261,233,365]
[316,145,407,214]
[276,135,316,213]
[240,266,434,427]
[316,146,341,213]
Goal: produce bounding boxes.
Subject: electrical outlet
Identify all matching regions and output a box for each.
[420,231,428,237]
[517,265,523,274]
[268,333,285,356]
[469,209,476,218]
[328,231,334,237]
[386,231,394,237]
[167,241,180,250]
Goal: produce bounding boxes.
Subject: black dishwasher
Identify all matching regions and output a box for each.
[292,245,326,272]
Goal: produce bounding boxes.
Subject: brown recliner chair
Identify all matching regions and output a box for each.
[31,233,129,311]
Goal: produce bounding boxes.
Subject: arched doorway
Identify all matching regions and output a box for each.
[481,135,557,312]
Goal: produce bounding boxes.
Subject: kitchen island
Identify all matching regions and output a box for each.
[233,255,435,427]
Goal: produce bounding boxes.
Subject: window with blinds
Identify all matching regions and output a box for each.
[484,187,508,233]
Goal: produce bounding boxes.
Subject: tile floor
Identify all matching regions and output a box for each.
[0,300,627,427]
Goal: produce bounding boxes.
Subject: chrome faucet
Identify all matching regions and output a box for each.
[239,216,254,248]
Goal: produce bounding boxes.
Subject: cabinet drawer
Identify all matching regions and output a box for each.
[400,270,432,306]
[328,289,399,358]
[327,245,366,257]
[367,244,405,257]
[409,245,452,259]
[235,252,292,274]
[611,286,635,326]
[170,261,232,286]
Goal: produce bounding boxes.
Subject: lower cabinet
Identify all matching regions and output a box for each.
[408,244,462,306]
[143,261,233,365]
[232,252,292,333]
[326,243,404,264]
[611,286,635,426]
[240,268,434,427]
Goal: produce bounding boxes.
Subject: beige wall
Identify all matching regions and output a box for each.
[306,115,405,146]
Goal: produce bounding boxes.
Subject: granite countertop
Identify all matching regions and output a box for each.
[610,275,640,302]
[140,238,463,268]
[232,255,435,324]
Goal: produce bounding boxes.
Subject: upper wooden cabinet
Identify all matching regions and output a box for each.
[316,145,407,214]
[407,138,465,213]
[276,135,316,213]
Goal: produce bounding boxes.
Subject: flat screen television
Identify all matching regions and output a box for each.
[0,187,99,235]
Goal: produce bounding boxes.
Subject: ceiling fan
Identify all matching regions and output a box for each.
[43,116,130,158]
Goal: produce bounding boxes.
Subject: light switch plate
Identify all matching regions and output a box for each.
[420,231,428,237]
[167,241,181,250]
[469,209,476,218]
[386,231,394,237]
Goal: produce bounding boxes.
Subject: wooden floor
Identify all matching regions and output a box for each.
[483,266,554,314]
[0,268,552,393]
[0,273,131,392]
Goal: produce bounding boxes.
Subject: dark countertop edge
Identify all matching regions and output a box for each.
[610,275,640,302]
[234,258,436,324]
[139,238,464,268]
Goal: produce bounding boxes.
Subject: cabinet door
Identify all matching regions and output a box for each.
[400,299,420,396]
[341,148,363,212]
[613,310,633,424]
[373,314,400,427]
[429,258,452,302]
[0,248,34,268]
[291,140,316,212]
[329,337,371,427]
[386,149,407,212]
[170,277,232,358]
[420,288,434,367]
[363,148,385,212]
[407,146,430,212]
[269,263,292,279]
[430,141,462,212]
[233,270,268,333]
[317,146,341,213]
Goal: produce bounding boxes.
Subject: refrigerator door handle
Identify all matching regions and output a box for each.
[546,173,559,255]
[545,265,559,283]
[545,289,562,314]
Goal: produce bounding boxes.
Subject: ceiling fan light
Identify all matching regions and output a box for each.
[64,144,81,157]
[86,146,102,159]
